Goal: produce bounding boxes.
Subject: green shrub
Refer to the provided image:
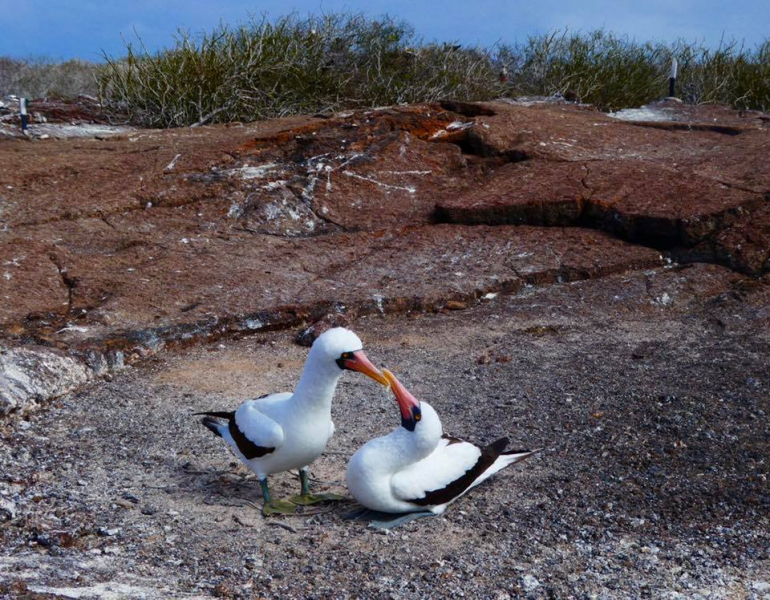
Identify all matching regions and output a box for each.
[5,14,768,125]
[96,13,502,127]
[498,30,770,112]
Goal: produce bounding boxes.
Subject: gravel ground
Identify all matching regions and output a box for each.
[1,264,769,599]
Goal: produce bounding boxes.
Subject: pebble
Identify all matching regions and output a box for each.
[522,575,541,591]
[0,498,15,520]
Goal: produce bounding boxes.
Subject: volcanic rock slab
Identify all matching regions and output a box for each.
[0,344,91,414]
[1,222,663,353]
[0,99,769,412]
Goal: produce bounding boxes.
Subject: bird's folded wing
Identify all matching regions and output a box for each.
[233,401,285,451]
[254,392,292,404]
[391,440,482,504]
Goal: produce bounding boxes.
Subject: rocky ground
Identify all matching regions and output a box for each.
[0,99,769,598]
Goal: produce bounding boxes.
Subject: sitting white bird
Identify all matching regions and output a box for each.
[197,328,388,515]
[346,369,538,527]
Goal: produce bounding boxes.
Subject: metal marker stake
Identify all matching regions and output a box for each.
[19,97,28,133]
[668,58,678,98]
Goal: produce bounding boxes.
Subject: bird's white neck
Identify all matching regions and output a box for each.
[291,351,342,413]
[376,402,443,473]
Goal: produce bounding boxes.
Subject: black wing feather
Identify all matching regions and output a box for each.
[408,437,509,506]
[194,410,275,459]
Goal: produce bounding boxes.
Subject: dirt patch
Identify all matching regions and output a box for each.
[0,265,767,598]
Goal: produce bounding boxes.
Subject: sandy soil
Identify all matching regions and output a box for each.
[1,263,768,599]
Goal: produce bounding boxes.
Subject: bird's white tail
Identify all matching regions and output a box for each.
[500,448,541,466]
[470,448,541,490]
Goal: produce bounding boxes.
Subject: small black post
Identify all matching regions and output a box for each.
[668,58,678,98]
[19,97,28,133]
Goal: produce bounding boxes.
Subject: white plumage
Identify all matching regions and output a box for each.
[198,327,387,511]
[347,370,537,515]
[220,391,332,478]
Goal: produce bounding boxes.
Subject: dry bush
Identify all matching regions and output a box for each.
[0,57,98,98]
[96,13,502,127]
[7,16,767,125]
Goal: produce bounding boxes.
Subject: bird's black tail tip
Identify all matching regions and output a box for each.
[201,416,226,438]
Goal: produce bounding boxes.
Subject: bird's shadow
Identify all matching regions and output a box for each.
[343,506,437,529]
[173,459,438,529]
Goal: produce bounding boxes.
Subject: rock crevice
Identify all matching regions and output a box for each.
[1,99,768,414]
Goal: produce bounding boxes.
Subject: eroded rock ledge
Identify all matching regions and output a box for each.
[1,100,768,414]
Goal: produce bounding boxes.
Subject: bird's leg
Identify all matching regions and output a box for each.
[260,478,271,503]
[259,477,297,516]
[289,467,346,505]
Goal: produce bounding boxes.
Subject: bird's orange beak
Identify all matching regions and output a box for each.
[382,369,420,421]
[341,350,389,386]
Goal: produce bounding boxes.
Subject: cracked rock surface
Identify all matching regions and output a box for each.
[0,98,769,596]
[2,101,767,410]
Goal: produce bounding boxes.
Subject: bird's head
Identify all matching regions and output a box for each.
[311,327,388,385]
[382,369,424,431]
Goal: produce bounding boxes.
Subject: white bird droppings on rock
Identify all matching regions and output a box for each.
[236,163,278,180]
[0,345,91,416]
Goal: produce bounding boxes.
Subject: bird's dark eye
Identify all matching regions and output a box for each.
[414,408,421,422]
[336,351,355,370]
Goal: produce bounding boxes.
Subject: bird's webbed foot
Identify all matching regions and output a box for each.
[262,499,298,516]
[288,492,347,506]
[258,477,297,516]
[289,467,346,505]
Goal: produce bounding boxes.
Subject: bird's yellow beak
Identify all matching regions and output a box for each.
[382,369,420,420]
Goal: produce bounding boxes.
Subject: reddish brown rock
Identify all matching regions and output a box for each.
[0,218,662,362]
[0,242,69,325]
[690,130,770,194]
[437,158,764,253]
[0,99,767,372]
[453,101,732,164]
[0,114,323,227]
[585,161,763,246]
[499,226,664,284]
[29,96,110,124]
[435,161,588,227]
[702,202,770,277]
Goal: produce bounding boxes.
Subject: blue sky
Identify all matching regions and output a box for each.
[0,1,768,61]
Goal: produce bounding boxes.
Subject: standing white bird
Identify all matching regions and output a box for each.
[197,328,388,515]
[346,369,538,527]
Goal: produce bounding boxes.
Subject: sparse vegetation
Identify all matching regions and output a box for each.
[0,57,98,99]
[502,30,770,112]
[96,14,502,127]
[3,14,768,126]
